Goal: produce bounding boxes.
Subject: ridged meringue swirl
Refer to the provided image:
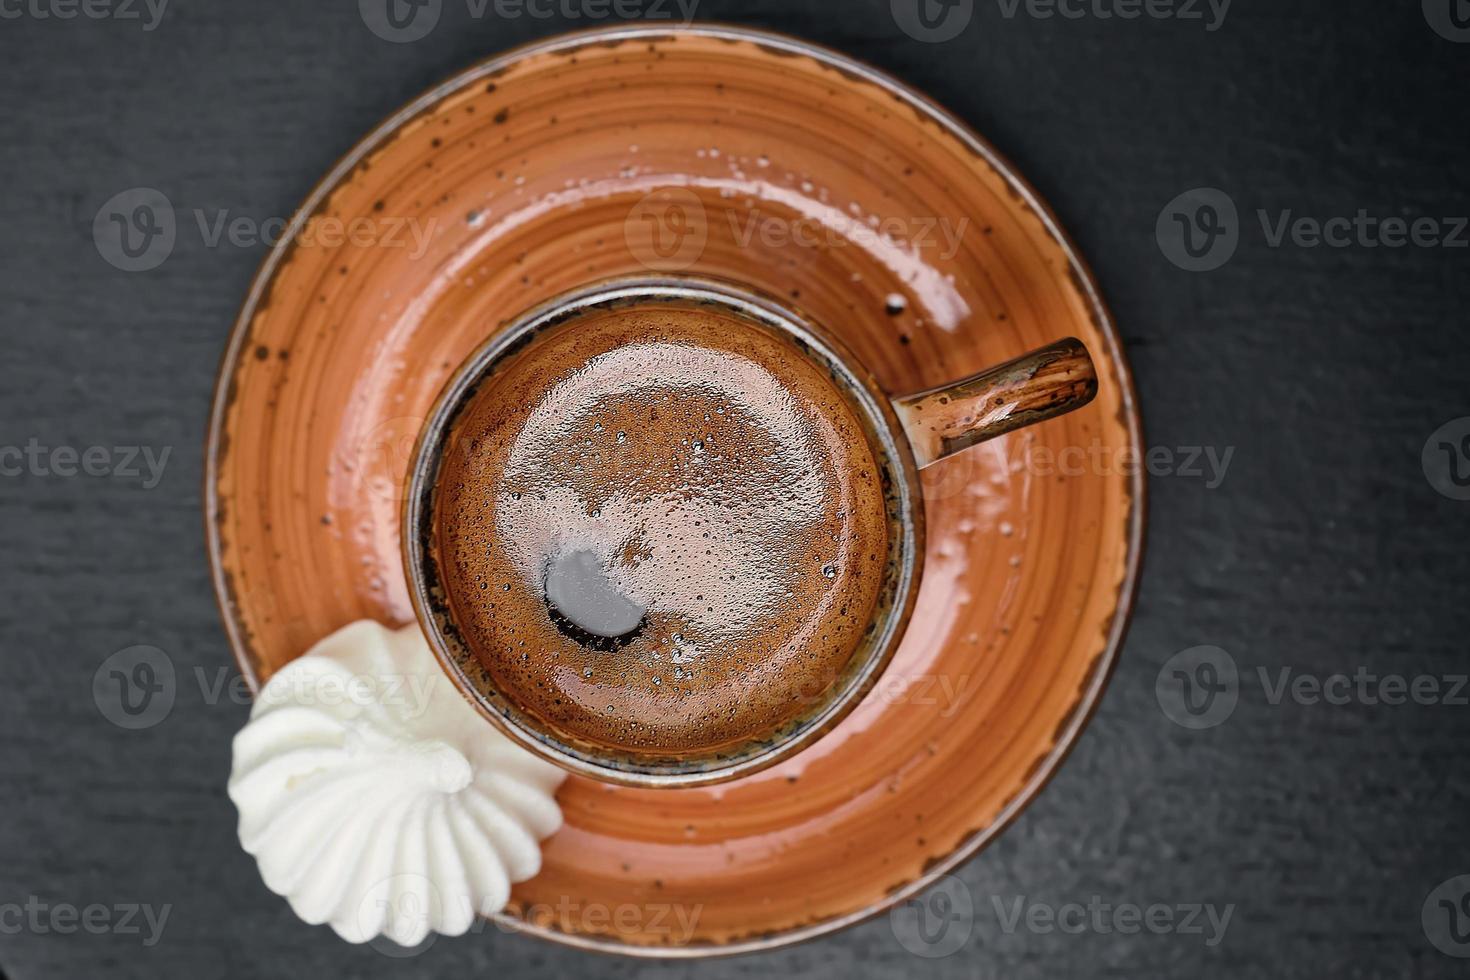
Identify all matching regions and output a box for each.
[228,621,566,946]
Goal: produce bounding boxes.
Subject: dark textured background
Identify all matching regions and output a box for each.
[2,0,1468,977]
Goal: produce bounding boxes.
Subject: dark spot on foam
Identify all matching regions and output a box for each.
[544,595,646,654]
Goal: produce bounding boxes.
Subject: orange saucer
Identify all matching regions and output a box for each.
[205,24,1143,956]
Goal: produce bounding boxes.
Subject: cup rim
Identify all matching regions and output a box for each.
[402,274,926,788]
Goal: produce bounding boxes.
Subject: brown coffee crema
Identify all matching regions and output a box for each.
[432,302,890,756]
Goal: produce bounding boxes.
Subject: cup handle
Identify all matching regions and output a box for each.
[893,338,1099,468]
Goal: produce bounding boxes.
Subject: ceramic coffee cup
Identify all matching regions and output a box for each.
[404,276,1097,787]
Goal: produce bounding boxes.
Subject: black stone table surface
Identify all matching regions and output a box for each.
[1,1,1466,977]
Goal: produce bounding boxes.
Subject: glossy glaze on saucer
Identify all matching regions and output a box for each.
[206,25,1143,956]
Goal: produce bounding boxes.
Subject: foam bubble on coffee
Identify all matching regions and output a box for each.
[496,339,831,643]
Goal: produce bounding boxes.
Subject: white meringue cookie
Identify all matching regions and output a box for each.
[228,620,566,946]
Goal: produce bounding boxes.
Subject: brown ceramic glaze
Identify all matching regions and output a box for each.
[206,25,1144,956]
